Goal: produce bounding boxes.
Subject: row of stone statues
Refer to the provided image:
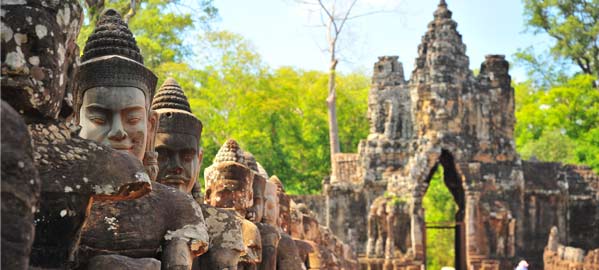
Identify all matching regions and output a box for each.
[1,1,357,269]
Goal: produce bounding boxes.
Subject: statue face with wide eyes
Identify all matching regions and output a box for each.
[79,86,151,161]
[155,132,202,193]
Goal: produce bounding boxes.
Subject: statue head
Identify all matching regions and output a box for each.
[151,78,203,193]
[262,181,279,226]
[290,200,305,239]
[1,0,83,121]
[302,213,321,244]
[244,152,266,222]
[270,175,291,233]
[204,139,254,215]
[75,9,158,161]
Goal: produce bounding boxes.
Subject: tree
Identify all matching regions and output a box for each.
[513,46,570,89]
[423,166,457,269]
[297,0,383,181]
[515,74,599,172]
[316,0,357,174]
[191,31,370,193]
[522,0,599,86]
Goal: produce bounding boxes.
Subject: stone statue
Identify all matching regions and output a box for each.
[366,196,387,258]
[297,204,327,270]
[150,77,245,270]
[546,226,560,253]
[257,180,281,270]
[204,139,262,269]
[75,10,209,269]
[243,152,266,223]
[151,77,203,193]
[269,176,305,270]
[365,195,412,268]
[74,9,158,168]
[1,2,152,269]
[289,201,312,267]
[241,151,282,270]
[195,205,245,270]
[1,101,39,270]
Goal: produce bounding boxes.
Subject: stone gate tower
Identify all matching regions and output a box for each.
[292,1,599,269]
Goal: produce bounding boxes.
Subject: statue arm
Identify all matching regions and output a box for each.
[162,239,193,270]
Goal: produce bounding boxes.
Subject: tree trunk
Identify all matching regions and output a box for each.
[327,57,340,180]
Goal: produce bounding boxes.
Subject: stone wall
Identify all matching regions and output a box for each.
[544,226,599,270]
[521,161,599,267]
[289,194,327,225]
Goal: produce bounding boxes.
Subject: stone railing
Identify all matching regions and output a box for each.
[331,153,359,184]
[544,247,599,270]
[544,226,599,270]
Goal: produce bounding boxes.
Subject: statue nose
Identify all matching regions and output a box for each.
[107,117,127,141]
[108,128,126,141]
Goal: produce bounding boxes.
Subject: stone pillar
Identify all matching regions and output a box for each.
[410,197,425,261]
[465,189,482,263]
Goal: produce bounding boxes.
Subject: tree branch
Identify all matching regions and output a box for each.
[335,0,357,35]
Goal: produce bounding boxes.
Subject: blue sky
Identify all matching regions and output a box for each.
[209,0,556,82]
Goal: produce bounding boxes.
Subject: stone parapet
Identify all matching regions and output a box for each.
[331,153,360,184]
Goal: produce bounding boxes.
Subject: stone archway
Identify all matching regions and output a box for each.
[422,149,467,270]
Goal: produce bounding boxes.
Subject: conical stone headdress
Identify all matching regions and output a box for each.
[152,78,202,140]
[213,139,245,164]
[75,9,157,113]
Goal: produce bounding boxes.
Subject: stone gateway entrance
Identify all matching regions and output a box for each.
[291,1,599,269]
[423,150,466,270]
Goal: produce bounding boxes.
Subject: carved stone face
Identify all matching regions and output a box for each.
[303,214,321,244]
[276,187,291,233]
[78,86,157,161]
[1,0,82,120]
[262,181,279,226]
[290,201,305,239]
[204,161,253,215]
[247,174,266,222]
[155,132,202,193]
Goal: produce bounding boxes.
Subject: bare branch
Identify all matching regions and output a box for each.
[335,0,357,35]
[345,10,395,20]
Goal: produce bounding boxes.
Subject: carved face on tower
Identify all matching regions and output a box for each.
[75,9,157,161]
[1,0,82,120]
[204,139,254,215]
[152,78,203,193]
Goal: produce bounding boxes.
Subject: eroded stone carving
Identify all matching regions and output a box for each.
[204,139,262,269]
[152,77,203,193]
[1,2,152,269]
[1,101,39,270]
[75,9,158,165]
[75,10,208,269]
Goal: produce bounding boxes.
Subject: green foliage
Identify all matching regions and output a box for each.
[513,46,570,89]
[383,192,408,206]
[522,0,599,78]
[423,166,458,269]
[515,74,599,172]
[190,33,369,193]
